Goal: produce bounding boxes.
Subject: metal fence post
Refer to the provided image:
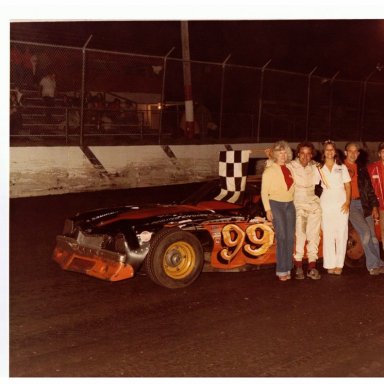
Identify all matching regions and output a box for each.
[327,71,340,139]
[359,68,376,142]
[256,59,271,143]
[305,66,317,141]
[218,54,231,140]
[159,47,175,144]
[79,35,92,147]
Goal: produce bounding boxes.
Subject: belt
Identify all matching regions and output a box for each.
[352,197,361,200]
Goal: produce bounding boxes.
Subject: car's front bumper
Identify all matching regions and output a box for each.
[53,235,134,281]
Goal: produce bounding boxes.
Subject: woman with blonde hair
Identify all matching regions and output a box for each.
[261,140,295,281]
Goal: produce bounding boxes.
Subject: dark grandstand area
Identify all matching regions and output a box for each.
[10,20,384,145]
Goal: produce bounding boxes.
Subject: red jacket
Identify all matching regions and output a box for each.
[368,161,384,210]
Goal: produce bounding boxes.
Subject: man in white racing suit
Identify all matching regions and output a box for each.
[287,142,322,280]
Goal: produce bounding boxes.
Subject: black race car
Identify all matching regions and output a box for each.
[53,176,365,288]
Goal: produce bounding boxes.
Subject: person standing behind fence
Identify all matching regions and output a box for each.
[10,90,23,134]
[368,142,384,252]
[344,142,383,275]
[10,44,23,87]
[261,140,295,281]
[94,92,105,131]
[21,46,35,88]
[39,72,56,122]
[28,51,39,87]
[315,140,351,275]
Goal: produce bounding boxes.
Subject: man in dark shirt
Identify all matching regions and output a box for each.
[344,142,383,275]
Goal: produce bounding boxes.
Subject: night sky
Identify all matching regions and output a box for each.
[10,19,384,80]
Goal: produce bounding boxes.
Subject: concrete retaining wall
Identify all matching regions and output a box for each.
[10,142,381,198]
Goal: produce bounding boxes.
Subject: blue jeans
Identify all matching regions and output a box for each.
[270,200,296,276]
[349,200,383,270]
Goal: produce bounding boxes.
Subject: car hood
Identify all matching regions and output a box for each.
[71,203,222,230]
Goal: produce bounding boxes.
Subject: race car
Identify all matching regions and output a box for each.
[53,175,366,289]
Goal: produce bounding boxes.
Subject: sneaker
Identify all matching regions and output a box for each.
[307,268,321,280]
[295,267,305,280]
[369,268,380,276]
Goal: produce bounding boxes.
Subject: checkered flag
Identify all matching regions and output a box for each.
[214,150,251,204]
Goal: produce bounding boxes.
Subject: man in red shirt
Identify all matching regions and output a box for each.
[368,142,384,250]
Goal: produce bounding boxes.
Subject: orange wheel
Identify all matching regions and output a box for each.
[345,225,365,268]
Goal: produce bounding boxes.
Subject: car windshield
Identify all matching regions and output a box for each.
[181,179,221,205]
[181,177,262,210]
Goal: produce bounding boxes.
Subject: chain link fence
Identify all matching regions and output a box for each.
[10,40,384,146]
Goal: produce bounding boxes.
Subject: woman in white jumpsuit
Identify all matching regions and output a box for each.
[315,141,351,275]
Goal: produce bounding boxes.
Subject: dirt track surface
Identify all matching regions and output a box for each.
[9,185,384,377]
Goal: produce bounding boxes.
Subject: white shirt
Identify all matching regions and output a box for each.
[316,163,350,191]
[40,75,56,97]
[287,159,319,202]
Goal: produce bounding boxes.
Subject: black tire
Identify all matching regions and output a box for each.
[345,225,366,268]
[144,227,204,289]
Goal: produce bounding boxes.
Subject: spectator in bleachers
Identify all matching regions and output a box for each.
[84,92,94,105]
[39,72,56,122]
[83,93,97,130]
[85,102,96,126]
[30,53,39,86]
[119,100,129,121]
[94,93,104,106]
[62,95,80,132]
[10,91,23,134]
[94,92,105,131]
[130,102,139,123]
[108,98,123,127]
[124,100,139,124]
[101,109,113,132]
[71,93,80,107]
[179,102,217,139]
[10,44,23,87]
[195,102,218,139]
[117,100,129,125]
[14,87,24,105]
[21,46,38,88]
